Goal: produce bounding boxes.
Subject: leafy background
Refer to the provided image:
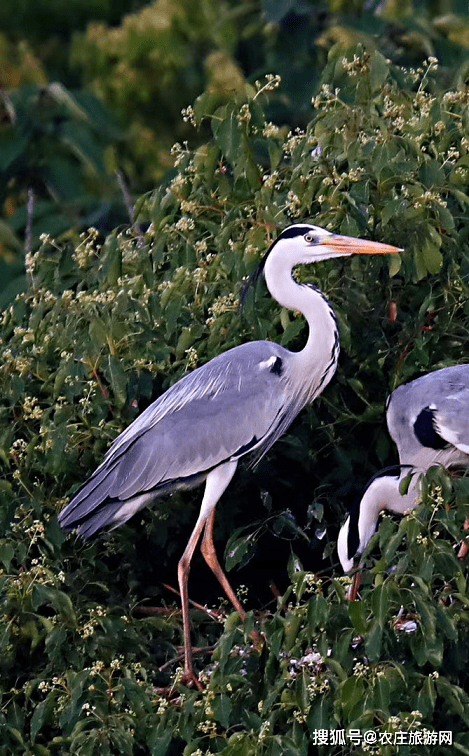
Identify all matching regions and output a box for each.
[3,1,469,754]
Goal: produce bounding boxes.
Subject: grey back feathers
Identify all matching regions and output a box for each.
[339,364,469,571]
[387,364,469,468]
[59,341,298,537]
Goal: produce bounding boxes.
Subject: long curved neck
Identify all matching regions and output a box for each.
[359,474,419,550]
[263,249,339,395]
[339,472,420,572]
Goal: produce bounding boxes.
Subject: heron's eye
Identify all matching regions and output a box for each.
[304,234,315,243]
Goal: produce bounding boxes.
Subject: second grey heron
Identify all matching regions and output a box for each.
[58,222,399,686]
[338,364,469,595]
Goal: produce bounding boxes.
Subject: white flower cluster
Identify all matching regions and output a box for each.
[206,292,239,327]
[79,605,109,639]
[181,105,196,126]
[72,228,101,269]
[22,395,43,421]
[341,53,370,77]
[175,216,196,233]
[254,73,282,98]
[170,141,190,167]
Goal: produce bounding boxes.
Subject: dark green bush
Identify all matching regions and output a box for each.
[2,51,469,754]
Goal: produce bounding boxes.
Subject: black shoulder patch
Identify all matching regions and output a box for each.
[413,407,449,450]
[270,356,284,376]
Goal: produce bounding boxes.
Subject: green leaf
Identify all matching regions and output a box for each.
[365,620,383,661]
[105,354,127,408]
[0,220,22,251]
[371,583,389,626]
[61,121,106,174]
[340,675,365,719]
[372,676,390,712]
[0,541,14,570]
[0,129,29,171]
[212,108,242,164]
[89,316,108,347]
[225,530,257,571]
[32,585,76,623]
[421,234,443,275]
[388,252,402,277]
[307,696,332,731]
[148,731,173,756]
[435,678,469,727]
[348,598,368,635]
[31,693,57,743]
[307,595,328,631]
[46,82,91,123]
[369,51,390,93]
[101,232,123,286]
[417,675,437,718]
[212,693,232,728]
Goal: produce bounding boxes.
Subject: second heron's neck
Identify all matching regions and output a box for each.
[360,473,420,542]
[264,255,339,390]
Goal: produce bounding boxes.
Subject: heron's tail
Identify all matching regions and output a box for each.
[58,467,208,539]
[59,491,155,539]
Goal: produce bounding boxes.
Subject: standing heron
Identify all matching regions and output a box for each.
[58,223,399,686]
[338,364,469,595]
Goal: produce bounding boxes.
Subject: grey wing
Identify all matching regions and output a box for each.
[387,365,469,462]
[59,341,299,530]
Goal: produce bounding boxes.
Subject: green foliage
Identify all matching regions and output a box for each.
[0,82,122,305]
[4,0,469,310]
[70,0,254,186]
[3,52,469,753]
[70,0,469,190]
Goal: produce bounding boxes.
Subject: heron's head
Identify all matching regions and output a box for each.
[241,222,401,307]
[268,223,402,264]
[337,465,416,573]
[242,223,401,297]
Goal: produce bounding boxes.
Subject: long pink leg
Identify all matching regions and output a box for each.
[177,461,238,687]
[347,570,361,601]
[200,506,246,619]
[177,517,208,689]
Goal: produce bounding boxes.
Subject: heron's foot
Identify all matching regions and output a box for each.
[180,670,204,691]
[152,674,203,698]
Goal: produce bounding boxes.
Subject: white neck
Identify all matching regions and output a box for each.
[338,472,420,572]
[263,244,339,398]
[360,474,418,540]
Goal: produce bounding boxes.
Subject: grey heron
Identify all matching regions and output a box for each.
[338,364,469,596]
[58,223,399,686]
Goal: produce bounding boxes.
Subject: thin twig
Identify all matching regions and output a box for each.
[25,187,35,285]
[133,605,180,616]
[116,170,143,240]
[158,645,215,674]
[161,582,224,620]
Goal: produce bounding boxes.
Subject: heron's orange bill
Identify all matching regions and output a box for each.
[326,235,402,255]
